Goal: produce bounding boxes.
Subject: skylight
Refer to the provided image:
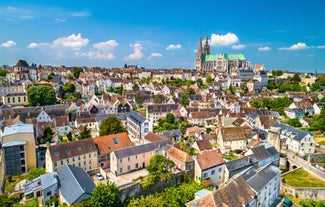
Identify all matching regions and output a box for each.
[113,138,119,145]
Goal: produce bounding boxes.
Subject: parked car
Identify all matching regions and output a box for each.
[96,173,104,181]
[283,198,293,207]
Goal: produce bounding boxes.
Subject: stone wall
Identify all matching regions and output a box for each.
[0,151,5,193]
[281,183,325,200]
[307,153,325,163]
[118,171,183,205]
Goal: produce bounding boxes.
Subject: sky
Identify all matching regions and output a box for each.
[0,0,325,73]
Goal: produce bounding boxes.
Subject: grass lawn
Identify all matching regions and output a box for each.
[223,152,239,161]
[282,168,325,187]
[315,136,325,145]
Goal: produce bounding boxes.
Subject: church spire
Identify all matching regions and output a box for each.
[203,33,210,55]
[197,35,203,57]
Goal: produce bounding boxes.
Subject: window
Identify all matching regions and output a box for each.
[89,153,91,158]
[120,159,123,163]
[128,165,131,171]
[143,153,146,158]
[60,160,63,165]
[72,157,75,162]
[46,191,51,196]
[218,167,222,172]
[135,155,138,160]
[203,172,208,179]
[135,163,139,169]
[66,149,71,154]
[144,128,148,133]
[128,157,131,162]
[78,163,81,167]
[113,138,119,144]
[88,144,92,149]
[54,161,57,167]
[78,156,81,161]
[54,152,59,157]
[211,170,215,175]
[120,168,123,173]
[84,161,86,165]
[108,146,111,150]
[66,158,69,163]
[77,147,82,151]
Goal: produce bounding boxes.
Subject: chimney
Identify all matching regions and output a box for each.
[256,133,260,142]
[247,156,251,163]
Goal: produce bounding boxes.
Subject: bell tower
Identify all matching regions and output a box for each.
[195,35,203,71]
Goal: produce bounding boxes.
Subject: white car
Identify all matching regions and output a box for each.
[96,173,104,181]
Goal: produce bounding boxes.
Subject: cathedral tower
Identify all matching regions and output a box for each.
[195,35,203,71]
[203,33,210,55]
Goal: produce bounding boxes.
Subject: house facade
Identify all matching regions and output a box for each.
[126,110,152,143]
[1,123,37,175]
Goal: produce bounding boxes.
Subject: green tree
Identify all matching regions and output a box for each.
[73,67,83,79]
[58,86,65,99]
[127,195,165,207]
[286,118,302,127]
[64,82,76,93]
[292,73,301,82]
[310,108,325,131]
[26,168,46,181]
[185,87,195,94]
[196,78,203,86]
[27,85,56,106]
[78,126,92,139]
[147,154,175,183]
[99,116,126,136]
[0,194,19,207]
[153,94,166,104]
[0,69,8,76]
[47,72,55,82]
[206,75,214,84]
[166,113,175,124]
[67,73,74,80]
[91,182,120,207]
[180,92,190,107]
[43,126,54,143]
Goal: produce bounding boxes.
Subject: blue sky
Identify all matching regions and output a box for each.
[0,0,324,73]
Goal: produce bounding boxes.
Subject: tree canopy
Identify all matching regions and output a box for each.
[180,92,190,107]
[99,116,126,136]
[73,67,83,79]
[91,182,120,207]
[310,108,325,131]
[147,154,175,183]
[78,126,92,139]
[153,94,166,104]
[0,194,19,207]
[27,85,56,106]
[26,168,46,181]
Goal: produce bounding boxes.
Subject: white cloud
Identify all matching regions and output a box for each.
[258,46,271,51]
[316,45,325,49]
[21,15,34,19]
[69,11,90,17]
[54,18,66,23]
[52,33,89,50]
[76,51,116,60]
[93,40,118,50]
[279,42,309,51]
[1,40,16,48]
[125,43,144,60]
[147,52,163,60]
[210,32,239,46]
[231,44,246,50]
[27,42,50,48]
[166,44,182,50]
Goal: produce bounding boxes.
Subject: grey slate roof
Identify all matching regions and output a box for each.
[225,155,258,171]
[157,129,183,138]
[41,172,58,191]
[273,122,311,142]
[266,146,279,157]
[57,164,95,205]
[243,164,280,192]
[113,139,169,159]
[250,145,271,161]
[127,110,146,124]
[96,113,127,122]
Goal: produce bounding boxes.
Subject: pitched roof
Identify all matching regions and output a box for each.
[196,150,224,170]
[273,122,311,142]
[219,127,251,141]
[48,138,97,161]
[93,132,133,155]
[15,59,30,68]
[225,155,257,171]
[186,175,255,207]
[250,145,271,161]
[167,147,193,163]
[127,110,146,124]
[243,164,280,192]
[113,139,169,159]
[145,132,167,142]
[195,139,213,151]
[57,164,95,205]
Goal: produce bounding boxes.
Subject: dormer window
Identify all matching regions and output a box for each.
[77,147,82,151]
[108,146,111,150]
[54,151,59,157]
[88,144,92,149]
[66,149,71,154]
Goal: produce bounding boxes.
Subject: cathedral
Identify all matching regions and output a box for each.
[195,34,252,75]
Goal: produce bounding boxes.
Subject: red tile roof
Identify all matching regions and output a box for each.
[93,132,134,155]
[167,147,193,163]
[197,150,224,170]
